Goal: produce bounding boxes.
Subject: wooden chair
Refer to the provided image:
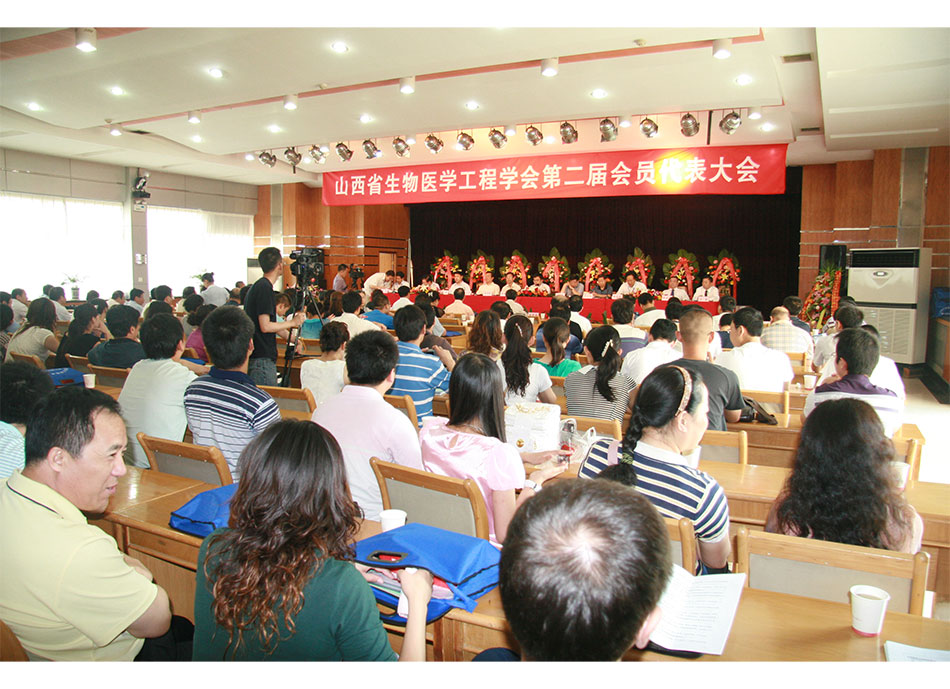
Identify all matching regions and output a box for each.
[298,338,323,356]
[735,527,930,615]
[700,429,749,465]
[549,375,566,398]
[181,347,201,360]
[893,438,920,482]
[53,320,69,336]
[10,352,45,369]
[665,517,698,576]
[741,388,790,415]
[0,618,29,662]
[785,351,809,367]
[136,433,233,486]
[575,353,590,365]
[65,354,90,373]
[385,394,419,429]
[564,415,622,441]
[432,395,451,418]
[258,385,316,414]
[87,364,130,388]
[370,457,489,539]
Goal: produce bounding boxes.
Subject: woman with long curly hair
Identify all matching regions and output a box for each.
[500,316,556,405]
[766,398,922,553]
[193,420,433,660]
[466,309,503,360]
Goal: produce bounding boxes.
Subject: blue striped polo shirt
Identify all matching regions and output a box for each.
[388,341,451,427]
[183,368,281,479]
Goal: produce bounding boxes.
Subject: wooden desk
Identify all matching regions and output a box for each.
[95,384,123,400]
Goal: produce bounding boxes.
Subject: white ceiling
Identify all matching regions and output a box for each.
[1,26,947,187]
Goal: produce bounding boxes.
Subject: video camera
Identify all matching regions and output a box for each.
[289,247,325,287]
[349,263,365,282]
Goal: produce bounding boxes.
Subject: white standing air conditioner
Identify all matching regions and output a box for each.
[847,248,932,364]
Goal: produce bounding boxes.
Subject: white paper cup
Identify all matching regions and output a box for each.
[83,373,96,388]
[890,461,910,491]
[379,509,407,532]
[803,374,817,389]
[850,585,890,636]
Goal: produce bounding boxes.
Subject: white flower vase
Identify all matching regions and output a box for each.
[71,286,80,300]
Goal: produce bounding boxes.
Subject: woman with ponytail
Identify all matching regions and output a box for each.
[537,317,581,377]
[581,365,731,572]
[54,303,107,367]
[500,316,557,404]
[563,326,635,421]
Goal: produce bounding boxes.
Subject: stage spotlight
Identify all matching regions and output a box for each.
[456,132,475,151]
[362,140,382,159]
[712,38,732,59]
[525,125,543,146]
[559,122,578,144]
[424,134,443,154]
[540,58,559,77]
[640,117,659,138]
[488,128,508,149]
[680,113,700,137]
[308,145,328,164]
[393,137,411,157]
[719,111,741,135]
[599,118,618,142]
[336,143,353,162]
[399,77,415,94]
[259,151,277,167]
[75,28,97,52]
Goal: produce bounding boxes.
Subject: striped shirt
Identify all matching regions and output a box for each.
[183,368,281,479]
[563,366,635,421]
[803,374,902,437]
[388,341,451,427]
[581,438,730,544]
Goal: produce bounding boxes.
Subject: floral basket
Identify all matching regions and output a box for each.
[662,250,700,295]
[431,251,462,289]
[538,248,570,293]
[706,249,741,298]
[623,248,654,287]
[801,267,842,329]
[467,251,496,288]
[578,249,614,293]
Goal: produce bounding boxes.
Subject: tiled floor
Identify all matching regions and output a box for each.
[904,377,949,485]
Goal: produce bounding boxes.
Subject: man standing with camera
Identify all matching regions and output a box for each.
[244,247,305,386]
[332,264,349,292]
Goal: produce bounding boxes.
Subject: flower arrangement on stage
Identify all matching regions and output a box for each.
[578,249,614,293]
[706,249,741,298]
[623,248,654,287]
[538,247,570,294]
[467,251,495,287]
[801,264,842,329]
[430,251,461,289]
[662,249,700,295]
[502,250,531,287]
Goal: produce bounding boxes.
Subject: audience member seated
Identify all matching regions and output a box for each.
[536,303,583,355]
[495,480,670,661]
[767,398,922,553]
[118,314,197,468]
[804,328,902,436]
[300,300,325,340]
[673,307,744,431]
[391,285,413,311]
[87,305,146,369]
[582,365,731,572]
[311,331,423,521]
[4,297,59,365]
[500,316,556,405]
[528,275,551,295]
[54,303,107,368]
[180,294,204,338]
[693,276,720,302]
[502,273,521,295]
[712,295,736,329]
[107,290,126,308]
[418,303,458,363]
[633,292,665,328]
[86,290,100,303]
[184,304,216,362]
[183,306,281,479]
[192,420,433,660]
[10,288,29,328]
[476,272,502,296]
[590,275,613,297]
[660,276,689,301]
[536,317,582,377]
[821,296,860,335]
[561,276,583,298]
[46,285,73,322]
[419,353,565,543]
[615,270,649,299]
[143,300,174,321]
[336,290,384,338]
[389,305,454,427]
[716,312,734,350]
[620,318,679,386]
[467,310,504,360]
[610,297,646,340]
[198,272,229,307]
[567,295,592,336]
[0,387,184,660]
[127,288,146,315]
[564,326,635,421]
[412,292,446,337]
[816,324,905,400]
[152,284,174,307]
[0,304,12,357]
[444,288,475,318]
[363,290,395,328]
[716,306,794,393]
[505,289,527,316]
[300,321,349,406]
[813,305,864,371]
[761,306,814,358]
[1,292,15,334]
[0,362,54,479]
[783,295,811,333]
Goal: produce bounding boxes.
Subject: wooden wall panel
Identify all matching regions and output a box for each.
[833,160,873,229]
[281,183,298,252]
[253,185,271,251]
[800,165,836,231]
[364,203,410,274]
[870,149,902,228]
[291,184,328,248]
[925,146,949,226]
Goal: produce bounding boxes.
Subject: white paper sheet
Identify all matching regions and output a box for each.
[884,640,950,662]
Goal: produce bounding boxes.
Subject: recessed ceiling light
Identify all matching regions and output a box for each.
[760,122,776,132]
[735,74,753,86]
[283,94,298,111]
[464,101,480,110]
[303,156,313,164]
[187,111,201,124]
[26,102,42,111]
[712,38,732,60]
[405,136,416,145]
[590,88,608,99]
[360,113,373,123]
[75,28,97,53]
[748,107,762,120]
[618,115,632,128]
[191,135,202,143]
[245,153,255,161]
[109,124,122,136]
[399,77,415,95]
[543,135,556,145]
[504,124,517,136]
[330,41,349,53]
[267,124,281,133]
[109,86,124,96]
[540,58,559,78]
[207,67,224,79]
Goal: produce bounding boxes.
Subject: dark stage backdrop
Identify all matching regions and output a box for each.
[408,167,802,315]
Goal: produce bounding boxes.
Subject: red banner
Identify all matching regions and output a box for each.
[322,144,787,206]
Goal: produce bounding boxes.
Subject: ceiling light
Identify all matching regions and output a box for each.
[590,88,608,99]
[748,107,762,120]
[336,143,353,162]
[525,125,543,146]
[191,135,202,143]
[110,86,124,96]
[488,128,508,149]
[719,111,742,135]
[405,136,416,145]
[560,122,578,144]
[330,41,349,53]
[680,113,700,137]
[540,58,559,77]
[599,118,618,142]
[284,147,302,166]
[424,134,443,154]
[734,74,753,86]
[207,67,224,79]
[319,144,330,153]
[504,124,517,136]
[464,101,480,110]
[27,102,42,111]
[187,111,201,124]
[640,117,659,138]
[75,28,97,52]
[399,77,415,95]
[109,124,122,137]
[544,135,556,145]
[362,140,382,159]
[456,132,475,151]
[760,122,776,132]
[283,94,298,111]
[267,124,281,133]
[245,153,255,161]
[302,156,312,164]
[259,151,276,167]
[618,115,632,128]
[712,38,732,59]
[393,137,411,157]
[360,113,373,124]
[309,145,328,164]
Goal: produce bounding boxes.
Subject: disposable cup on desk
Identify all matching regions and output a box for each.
[803,374,817,389]
[379,509,407,532]
[83,373,96,388]
[850,585,890,636]
[890,461,910,491]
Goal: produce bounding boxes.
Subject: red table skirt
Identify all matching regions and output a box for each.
[386,293,718,321]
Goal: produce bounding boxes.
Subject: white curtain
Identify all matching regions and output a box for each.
[0,192,129,299]
[146,206,253,294]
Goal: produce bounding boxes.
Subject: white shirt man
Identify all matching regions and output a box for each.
[634,303,666,328]
[660,278,689,301]
[569,310,592,337]
[363,271,394,295]
[529,277,551,295]
[501,275,522,294]
[693,279,720,302]
[816,351,906,400]
[448,274,472,296]
[615,274,648,299]
[476,275,501,296]
[620,324,679,386]
[444,296,475,318]
[716,308,793,393]
[10,290,28,327]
